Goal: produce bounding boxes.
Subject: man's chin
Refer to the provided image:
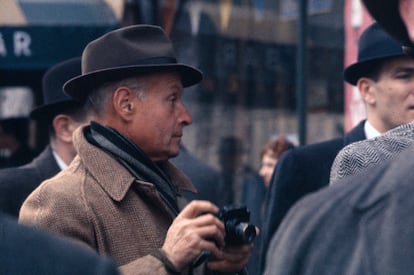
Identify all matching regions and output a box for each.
[166,146,180,159]
[169,150,180,158]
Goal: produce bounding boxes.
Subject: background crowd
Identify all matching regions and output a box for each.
[1,0,414,274]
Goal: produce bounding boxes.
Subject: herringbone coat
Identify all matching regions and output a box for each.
[330,121,414,184]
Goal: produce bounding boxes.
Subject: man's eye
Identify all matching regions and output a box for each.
[396,71,414,79]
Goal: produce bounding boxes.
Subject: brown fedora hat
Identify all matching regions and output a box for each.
[64,24,203,101]
[362,0,413,47]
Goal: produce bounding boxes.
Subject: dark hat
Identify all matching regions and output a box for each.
[30,57,82,121]
[64,24,203,101]
[344,22,407,85]
[362,0,413,47]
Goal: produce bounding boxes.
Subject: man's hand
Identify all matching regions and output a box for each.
[207,243,253,273]
[162,200,225,271]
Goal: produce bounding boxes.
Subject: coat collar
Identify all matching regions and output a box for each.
[347,121,414,210]
[25,145,61,179]
[343,120,367,146]
[73,125,196,202]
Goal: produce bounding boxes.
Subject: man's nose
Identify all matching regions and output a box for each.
[179,104,192,126]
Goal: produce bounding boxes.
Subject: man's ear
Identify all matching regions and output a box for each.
[112,87,136,121]
[52,114,74,144]
[357,77,376,105]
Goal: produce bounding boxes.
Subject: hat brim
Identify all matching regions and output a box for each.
[63,64,203,101]
[344,53,406,85]
[30,101,81,121]
[363,0,412,47]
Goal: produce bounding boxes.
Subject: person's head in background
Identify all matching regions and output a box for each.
[259,135,294,188]
[31,57,93,166]
[344,22,414,134]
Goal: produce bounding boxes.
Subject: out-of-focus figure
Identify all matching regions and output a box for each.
[242,135,294,275]
[0,88,36,169]
[259,136,295,188]
[217,136,259,207]
[0,58,93,217]
[171,144,223,206]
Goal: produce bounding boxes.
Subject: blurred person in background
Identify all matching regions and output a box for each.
[217,135,260,207]
[260,22,414,274]
[0,213,119,274]
[242,135,294,275]
[262,22,414,275]
[258,135,295,189]
[0,88,37,168]
[0,57,93,218]
[171,144,223,206]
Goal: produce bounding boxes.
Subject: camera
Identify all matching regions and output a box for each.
[217,205,256,246]
[192,205,256,267]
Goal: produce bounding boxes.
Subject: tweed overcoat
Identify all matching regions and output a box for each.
[19,126,198,275]
[0,145,60,217]
[330,120,414,184]
[260,120,366,272]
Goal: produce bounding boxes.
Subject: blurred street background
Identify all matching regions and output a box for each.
[0,0,374,171]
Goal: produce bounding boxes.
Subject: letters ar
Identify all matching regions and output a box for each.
[0,31,32,57]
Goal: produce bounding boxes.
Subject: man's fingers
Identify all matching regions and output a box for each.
[207,244,253,272]
[207,256,250,272]
[177,200,219,219]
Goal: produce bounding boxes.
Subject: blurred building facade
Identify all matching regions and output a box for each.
[0,0,371,171]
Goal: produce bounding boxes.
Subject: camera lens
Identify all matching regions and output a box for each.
[234,222,256,244]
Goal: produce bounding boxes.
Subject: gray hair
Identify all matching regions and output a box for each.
[85,76,147,118]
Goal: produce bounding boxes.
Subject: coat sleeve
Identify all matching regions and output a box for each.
[18,179,96,247]
[119,255,170,275]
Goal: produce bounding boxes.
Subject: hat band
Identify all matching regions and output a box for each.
[118,56,178,67]
[86,56,180,74]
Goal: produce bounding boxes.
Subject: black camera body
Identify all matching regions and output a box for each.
[217,205,256,246]
[192,205,256,267]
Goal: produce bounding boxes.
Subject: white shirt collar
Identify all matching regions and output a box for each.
[52,150,67,170]
[364,120,382,139]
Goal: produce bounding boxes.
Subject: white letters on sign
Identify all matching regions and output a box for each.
[0,33,7,57]
[0,31,32,57]
[14,31,31,56]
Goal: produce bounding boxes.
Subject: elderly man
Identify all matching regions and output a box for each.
[19,25,252,275]
[0,57,92,217]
